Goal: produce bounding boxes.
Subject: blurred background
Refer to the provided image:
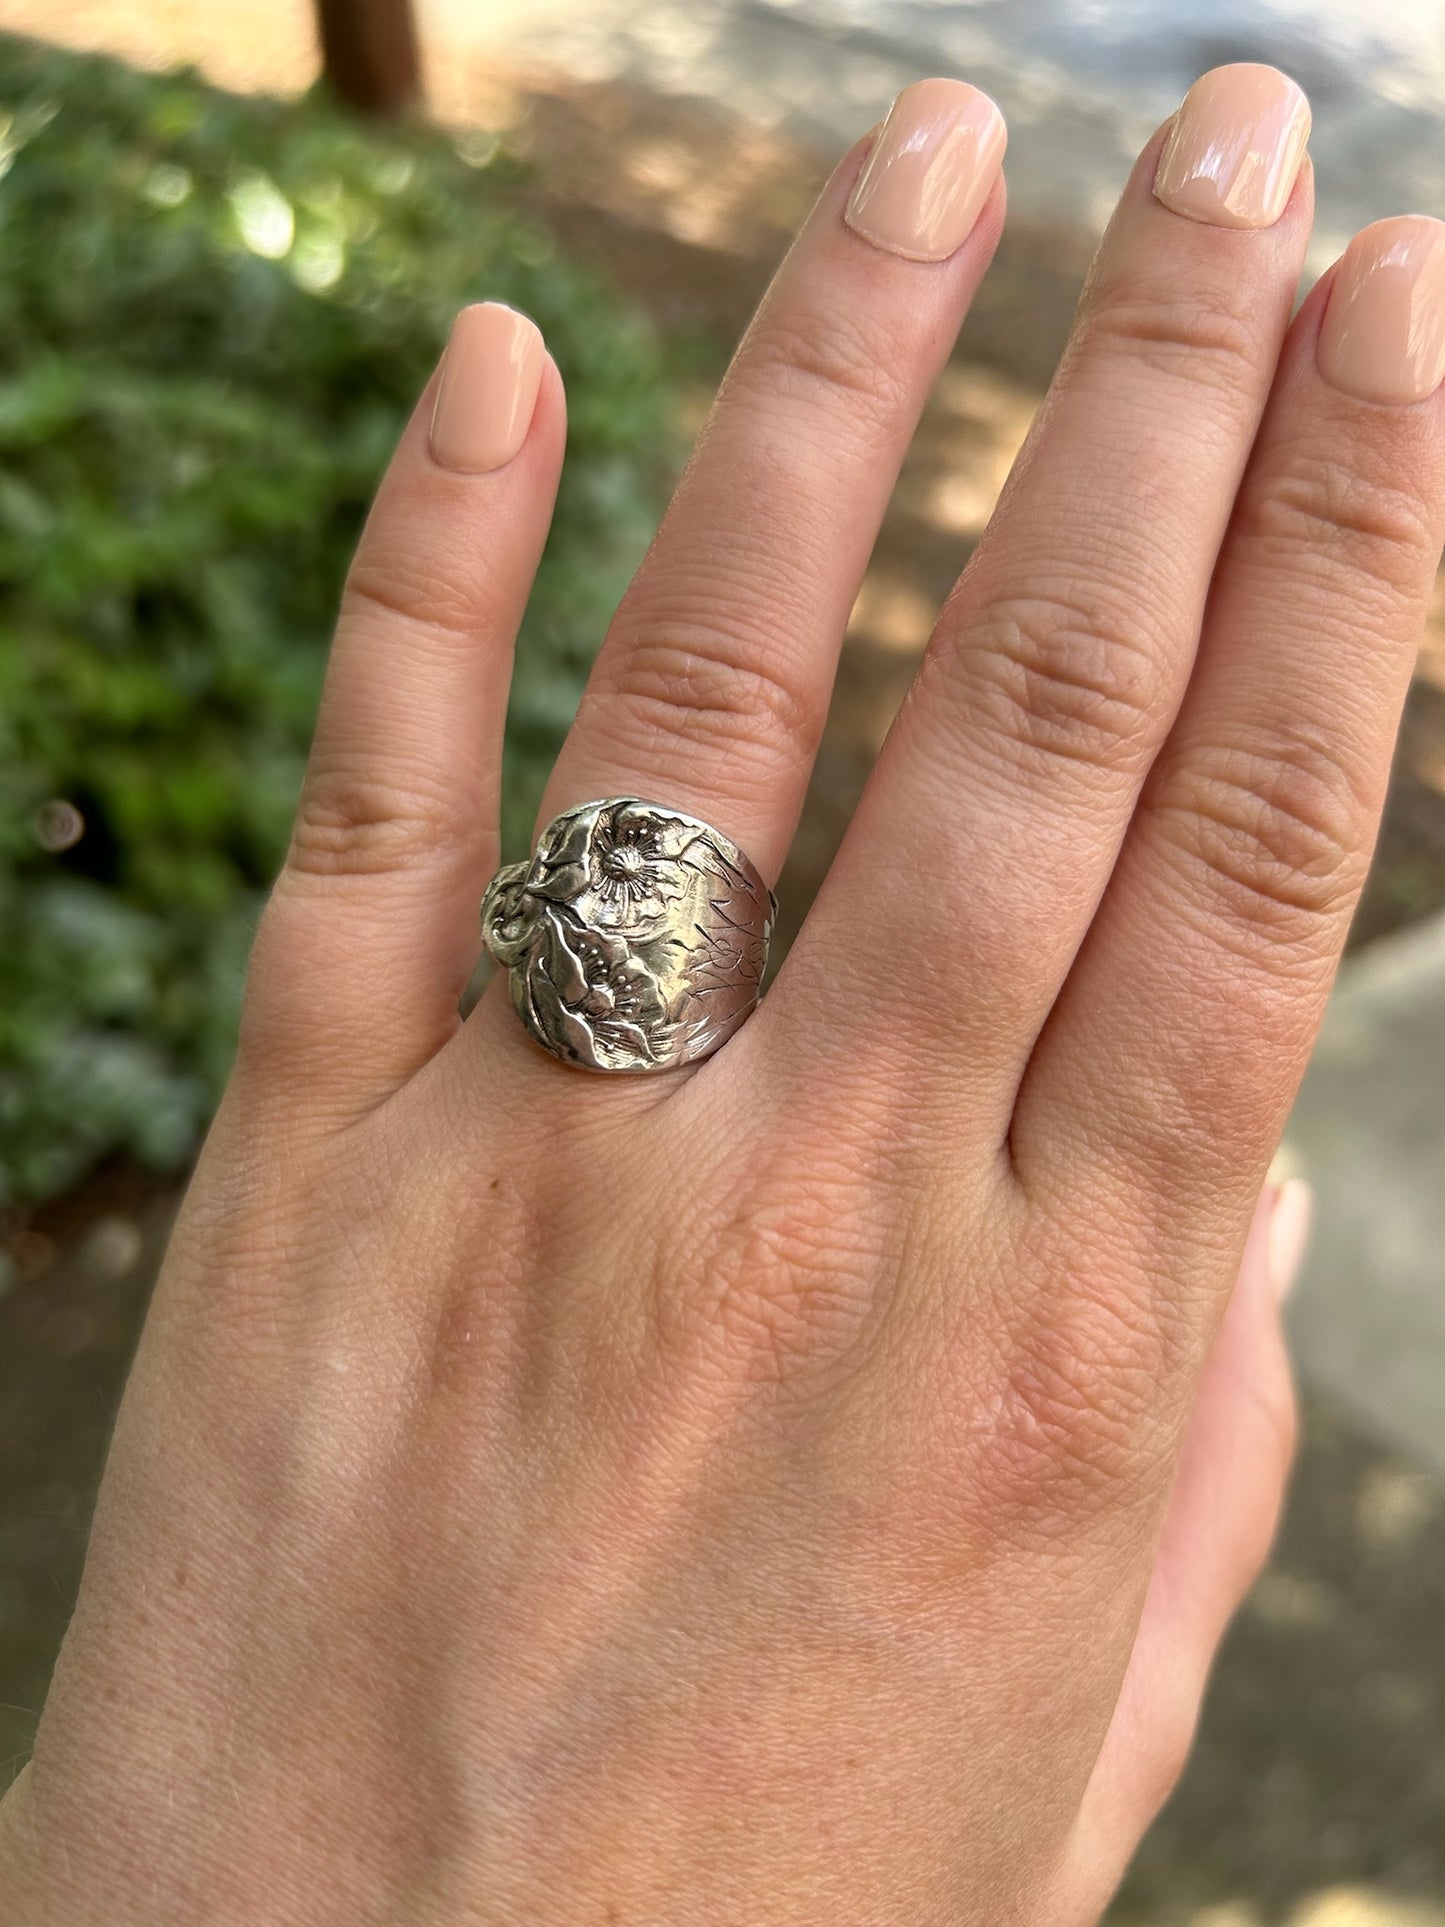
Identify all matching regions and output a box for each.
[1,3,1443,1920]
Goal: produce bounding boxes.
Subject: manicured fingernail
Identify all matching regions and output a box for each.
[1317,216,1445,404]
[845,79,1006,263]
[1153,63,1310,230]
[1267,1178,1314,1304]
[430,302,544,473]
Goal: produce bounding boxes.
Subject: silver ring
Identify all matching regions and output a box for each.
[481,798,776,1073]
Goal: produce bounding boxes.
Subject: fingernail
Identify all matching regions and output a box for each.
[1317,216,1445,405]
[1267,1178,1314,1304]
[845,79,1006,264]
[1153,63,1310,230]
[429,302,545,473]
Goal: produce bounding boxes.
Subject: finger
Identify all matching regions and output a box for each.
[1017,218,1445,1238]
[1060,1182,1304,1915]
[774,67,1313,1124]
[535,80,1007,883]
[239,304,564,1105]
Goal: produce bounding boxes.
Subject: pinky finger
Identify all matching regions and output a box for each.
[1057,1179,1310,1920]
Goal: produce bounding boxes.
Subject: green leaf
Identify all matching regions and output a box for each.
[0,34,687,1202]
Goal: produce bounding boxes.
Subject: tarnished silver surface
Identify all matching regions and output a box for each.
[482,798,776,1073]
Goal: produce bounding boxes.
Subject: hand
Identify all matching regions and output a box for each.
[3,63,1439,1926]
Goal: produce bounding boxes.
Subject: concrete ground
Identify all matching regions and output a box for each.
[1,6,1443,1921]
[1288,916,1445,1484]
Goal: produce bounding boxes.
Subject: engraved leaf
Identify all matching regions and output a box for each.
[545,911,593,1003]
[525,860,590,904]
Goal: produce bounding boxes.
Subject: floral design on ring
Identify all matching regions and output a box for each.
[481,799,775,1073]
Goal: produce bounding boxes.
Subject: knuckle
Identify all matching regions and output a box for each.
[342,562,482,650]
[1239,446,1436,592]
[1148,727,1370,939]
[656,1153,889,1394]
[1264,1366,1300,1477]
[1237,1368,1299,1538]
[937,589,1165,778]
[1136,1696,1203,1819]
[1079,273,1266,392]
[287,762,465,879]
[983,1274,1178,1524]
[593,615,816,773]
[742,303,912,434]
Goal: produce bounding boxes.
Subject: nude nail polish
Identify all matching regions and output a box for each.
[845,79,1006,263]
[1153,63,1310,230]
[1267,1178,1314,1304]
[430,302,545,472]
[1317,216,1445,405]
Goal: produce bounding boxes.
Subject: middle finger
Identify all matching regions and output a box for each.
[535,80,1008,882]
[778,65,1313,1127]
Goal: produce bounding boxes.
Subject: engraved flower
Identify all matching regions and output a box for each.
[524,909,670,1069]
[568,923,667,1062]
[583,805,688,927]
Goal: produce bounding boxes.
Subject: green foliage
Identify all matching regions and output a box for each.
[0,37,675,1203]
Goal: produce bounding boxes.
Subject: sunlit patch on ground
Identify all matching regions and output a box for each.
[1290,1889,1445,1926]
[1355,1463,1440,1551]
[1192,1894,1445,1926]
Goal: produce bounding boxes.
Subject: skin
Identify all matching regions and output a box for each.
[1,78,1441,1927]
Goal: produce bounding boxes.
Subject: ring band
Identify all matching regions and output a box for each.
[481,798,776,1073]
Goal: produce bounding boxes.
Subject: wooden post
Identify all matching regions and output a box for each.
[315,0,421,117]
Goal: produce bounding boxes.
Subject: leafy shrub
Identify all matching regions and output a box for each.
[0,37,676,1203]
